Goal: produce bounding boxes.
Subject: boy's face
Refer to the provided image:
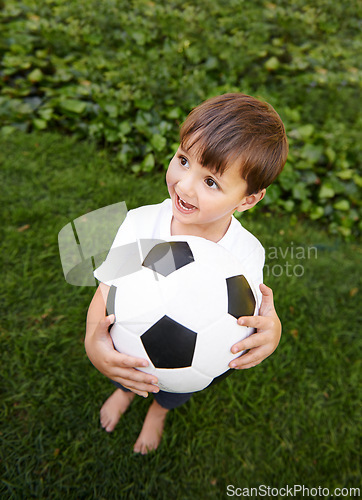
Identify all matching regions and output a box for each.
[166,144,263,240]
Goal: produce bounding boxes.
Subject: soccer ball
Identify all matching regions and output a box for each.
[106,236,258,393]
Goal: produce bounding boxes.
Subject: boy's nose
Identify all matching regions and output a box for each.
[177,172,196,198]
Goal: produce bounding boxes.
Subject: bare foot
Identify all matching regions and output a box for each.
[133,400,168,455]
[100,389,135,432]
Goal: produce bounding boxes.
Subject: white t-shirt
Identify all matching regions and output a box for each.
[94,199,264,306]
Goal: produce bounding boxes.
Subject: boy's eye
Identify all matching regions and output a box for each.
[205,177,219,189]
[179,155,189,167]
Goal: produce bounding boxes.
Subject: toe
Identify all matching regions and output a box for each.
[100,415,108,429]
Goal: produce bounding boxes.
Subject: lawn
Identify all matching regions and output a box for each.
[1,132,360,499]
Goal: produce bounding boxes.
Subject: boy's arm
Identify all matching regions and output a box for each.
[229,284,281,369]
[85,283,159,397]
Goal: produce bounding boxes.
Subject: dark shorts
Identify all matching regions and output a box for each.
[111,380,193,410]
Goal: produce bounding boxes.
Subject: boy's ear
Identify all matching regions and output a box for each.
[236,189,266,213]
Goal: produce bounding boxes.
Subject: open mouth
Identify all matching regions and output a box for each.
[175,193,197,213]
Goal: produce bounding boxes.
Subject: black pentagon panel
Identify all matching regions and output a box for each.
[142,241,194,277]
[226,275,256,319]
[141,315,197,368]
[106,285,117,317]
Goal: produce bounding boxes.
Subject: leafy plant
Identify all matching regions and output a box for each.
[0,0,361,236]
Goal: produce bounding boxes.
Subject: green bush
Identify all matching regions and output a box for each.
[0,0,361,236]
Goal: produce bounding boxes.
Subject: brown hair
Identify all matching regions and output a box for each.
[180,93,288,194]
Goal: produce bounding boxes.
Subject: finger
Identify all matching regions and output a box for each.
[115,375,160,394]
[229,349,266,369]
[237,315,271,329]
[260,282,273,295]
[106,313,115,324]
[95,315,115,336]
[106,314,115,332]
[113,380,150,398]
[112,364,159,386]
[236,359,263,370]
[103,352,159,384]
[121,382,154,398]
[117,351,151,369]
[123,387,149,398]
[260,283,274,301]
[231,332,269,354]
[259,284,275,314]
[100,314,114,327]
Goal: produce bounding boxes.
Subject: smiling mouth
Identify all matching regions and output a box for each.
[175,193,197,213]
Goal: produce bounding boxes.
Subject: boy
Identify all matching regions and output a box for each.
[85,93,288,455]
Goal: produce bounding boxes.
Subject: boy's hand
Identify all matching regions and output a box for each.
[229,284,281,370]
[85,314,160,398]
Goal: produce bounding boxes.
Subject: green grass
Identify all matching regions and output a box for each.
[1,132,360,499]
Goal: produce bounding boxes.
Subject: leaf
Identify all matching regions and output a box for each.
[336,170,353,180]
[333,200,350,211]
[297,124,315,139]
[289,124,314,140]
[104,104,118,118]
[118,121,131,136]
[279,162,298,191]
[265,56,280,71]
[134,99,154,111]
[301,144,323,164]
[132,31,146,46]
[151,134,166,152]
[60,100,87,114]
[104,128,119,142]
[33,118,47,129]
[353,175,362,188]
[319,185,335,199]
[338,227,352,237]
[22,98,41,112]
[310,206,324,220]
[28,68,43,82]
[142,153,155,172]
[292,183,308,201]
[167,107,182,119]
[131,164,141,174]
[263,184,281,205]
[38,108,53,121]
[325,147,336,164]
[281,200,295,212]
[12,101,33,115]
